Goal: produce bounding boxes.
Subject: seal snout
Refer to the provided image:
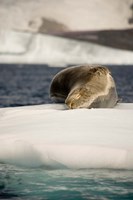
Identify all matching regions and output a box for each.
[65,92,82,109]
[65,99,75,109]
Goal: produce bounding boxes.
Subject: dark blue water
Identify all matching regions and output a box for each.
[0,64,133,199]
[0,64,133,107]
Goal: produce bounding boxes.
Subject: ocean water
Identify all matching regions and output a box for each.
[0,64,133,199]
[0,164,133,200]
[0,64,133,107]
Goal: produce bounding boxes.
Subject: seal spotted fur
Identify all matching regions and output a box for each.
[50,65,118,109]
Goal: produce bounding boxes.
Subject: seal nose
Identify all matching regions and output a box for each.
[69,102,74,109]
[65,99,75,109]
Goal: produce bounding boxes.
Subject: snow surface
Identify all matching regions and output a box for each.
[0,103,133,170]
[1,31,133,66]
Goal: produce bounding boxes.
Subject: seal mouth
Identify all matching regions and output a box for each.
[65,95,80,109]
[65,100,75,109]
[65,97,80,109]
[65,97,89,109]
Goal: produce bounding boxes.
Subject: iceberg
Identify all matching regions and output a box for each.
[0,103,133,169]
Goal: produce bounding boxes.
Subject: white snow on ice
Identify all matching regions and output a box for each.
[0,103,133,169]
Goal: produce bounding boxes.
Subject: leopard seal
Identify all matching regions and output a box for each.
[50,65,118,109]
